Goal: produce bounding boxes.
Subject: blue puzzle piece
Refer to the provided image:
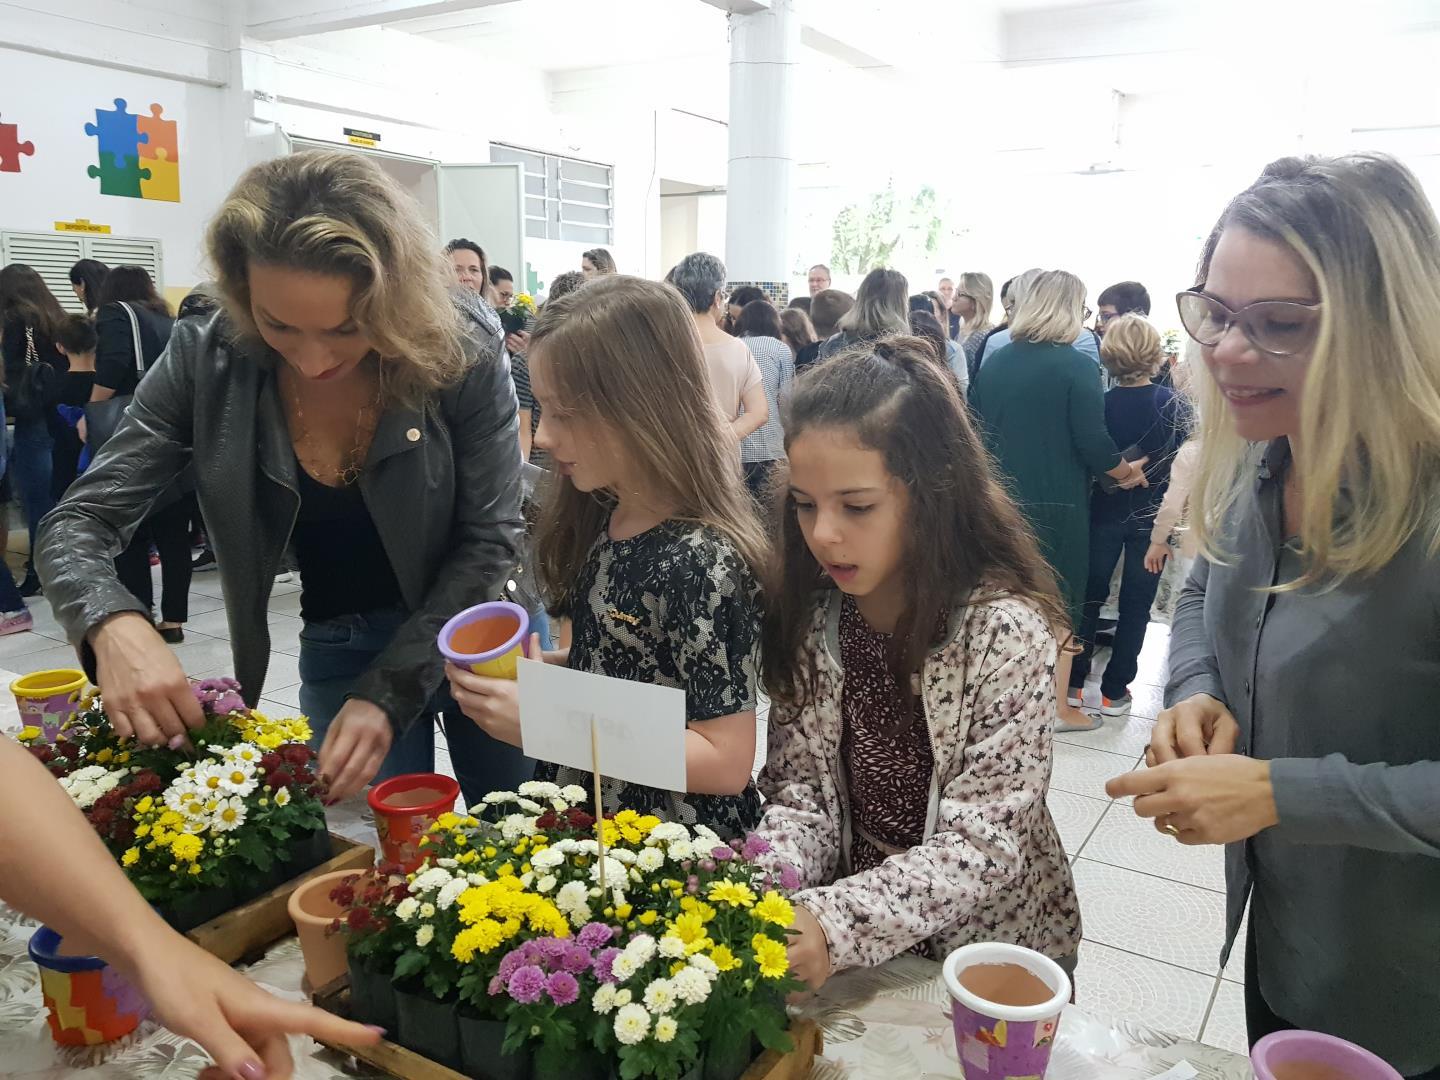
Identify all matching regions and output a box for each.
[83,98,147,163]
[87,151,150,199]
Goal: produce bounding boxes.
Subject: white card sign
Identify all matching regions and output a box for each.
[517,659,688,792]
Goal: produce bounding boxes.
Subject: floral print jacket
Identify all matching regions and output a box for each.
[755,588,1082,974]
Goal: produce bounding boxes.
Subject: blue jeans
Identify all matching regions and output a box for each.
[11,423,54,572]
[299,607,536,807]
[1070,515,1162,699]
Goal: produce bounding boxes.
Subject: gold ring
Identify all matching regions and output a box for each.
[1163,821,1181,837]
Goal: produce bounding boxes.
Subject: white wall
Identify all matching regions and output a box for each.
[0,49,227,291]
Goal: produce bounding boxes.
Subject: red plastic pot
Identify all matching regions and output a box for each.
[367,773,460,872]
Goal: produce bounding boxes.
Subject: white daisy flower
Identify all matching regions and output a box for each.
[637,848,665,873]
[437,878,468,910]
[688,954,719,976]
[419,903,436,919]
[611,953,639,982]
[654,1015,678,1044]
[518,781,560,799]
[212,797,248,832]
[667,839,695,862]
[592,985,618,1015]
[560,784,588,803]
[223,743,262,767]
[613,1004,651,1046]
[648,822,690,845]
[624,935,656,964]
[658,935,686,959]
[410,867,453,894]
[415,924,434,948]
[218,763,258,797]
[395,898,420,922]
[536,874,557,893]
[673,967,712,1005]
[274,787,292,807]
[531,848,565,871]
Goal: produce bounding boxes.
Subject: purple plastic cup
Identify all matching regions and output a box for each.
[1253,1031,1404,1080]
[942,942,1071,1080]
[438,601,530,679]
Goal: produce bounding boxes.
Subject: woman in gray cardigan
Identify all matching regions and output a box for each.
[1108,154,1440,1078]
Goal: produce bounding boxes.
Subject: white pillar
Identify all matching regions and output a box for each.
[724,0,799,303]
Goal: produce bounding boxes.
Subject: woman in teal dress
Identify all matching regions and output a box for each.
[971,270,1147,731]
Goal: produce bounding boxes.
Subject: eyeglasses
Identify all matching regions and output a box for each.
[1082,306,1094,322]
[1097,310,1121,325]
[1175,290,1322,357]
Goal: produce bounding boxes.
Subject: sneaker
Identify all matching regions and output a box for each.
[17,572,41,598]
[0,609,33,636]
[1066,688,1084,709]
[1100,693,1132,717]
[192,547,217,572]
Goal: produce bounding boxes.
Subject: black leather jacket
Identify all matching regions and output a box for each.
[37,307,525,734]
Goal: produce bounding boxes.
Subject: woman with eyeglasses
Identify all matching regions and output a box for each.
[951,271,995,382]
[1106,154,1440,1078]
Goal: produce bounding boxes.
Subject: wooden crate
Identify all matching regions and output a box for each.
[313,975,822,1080]
[186,833,374,965]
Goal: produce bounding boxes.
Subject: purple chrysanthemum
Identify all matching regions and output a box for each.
[779,864,801,891]
[487,975,505,996]
[507,964,547,1004]
[741,834,772,860]
[577,922,614,950]
[497,949,526,981]
[711,846,734,861]
[562,943,594,974]
[537,937,568,961]
[593,947,621,984]
[546,971,580,1007]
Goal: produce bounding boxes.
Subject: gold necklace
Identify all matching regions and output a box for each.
[285,377,381,488]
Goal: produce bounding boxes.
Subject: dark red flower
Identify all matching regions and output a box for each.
[535,810,560,831]
[259,752,283,771]
[265,769,294,790]
[346,908,373,930]
[566,809,596,831]
[281,744,314,766]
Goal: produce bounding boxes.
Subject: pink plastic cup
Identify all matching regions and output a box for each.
[1252,1031,1404,1080]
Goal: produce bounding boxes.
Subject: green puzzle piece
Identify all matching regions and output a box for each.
[87,152,150,199]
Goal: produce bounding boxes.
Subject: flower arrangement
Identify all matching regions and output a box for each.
[329,782,803,1079]
[1161,328,1183,359]
[499,292,538,335]
[15,678,329,924]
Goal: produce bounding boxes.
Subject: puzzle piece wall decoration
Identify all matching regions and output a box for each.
[87,152,150,199]
[136,104,177,163]
[84,98,147,163]
[0,114,35,173]
[138,149,179,202]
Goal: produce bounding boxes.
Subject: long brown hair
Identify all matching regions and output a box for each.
[207,150,467,408]
[529,275,769,612]
[0,264,66,342]
[763,336,1066,715]
[96,265,171,317]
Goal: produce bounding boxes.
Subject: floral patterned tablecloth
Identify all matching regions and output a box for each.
[0,800,1251,1080]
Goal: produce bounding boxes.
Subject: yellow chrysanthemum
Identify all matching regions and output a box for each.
[16,726,41,743]
[434,812,462,832]
[638,911,659,926]
[452,919,508,962]
[679,897,716,923]
[752,934,789,979]
[752,891,795,929]
[709,944,742,972]
[121,847,140,867]
[667,912,712,955]
[170,833,203,863]
[134,795,154,814]
[707,881,756,909]
[94,747,113,764]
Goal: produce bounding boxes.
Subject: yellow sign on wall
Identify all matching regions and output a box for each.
[344,127,380,148]
[55,219,111,234]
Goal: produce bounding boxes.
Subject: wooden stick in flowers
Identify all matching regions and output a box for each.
[591,715,606,894]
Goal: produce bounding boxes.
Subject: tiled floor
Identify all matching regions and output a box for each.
[3,559,1247,1054]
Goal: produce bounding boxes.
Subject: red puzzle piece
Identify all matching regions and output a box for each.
[0,114,35,173]
[136,104,177,163]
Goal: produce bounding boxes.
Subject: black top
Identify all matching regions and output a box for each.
[94,302,174,396]
[1,318,68,433]
[51,370,97,498]
[535,519,762,837]
[1091,383,1189,525]
[794,341,822,372]
[291,461,405,623]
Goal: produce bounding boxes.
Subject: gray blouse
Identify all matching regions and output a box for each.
[1168,439,1440,1074]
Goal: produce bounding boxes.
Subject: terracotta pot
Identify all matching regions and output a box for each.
[367,772,460,872]
[11,669,87,742]
[288,869,361,991]
[437,600,530,679]
[28,926,147,1046]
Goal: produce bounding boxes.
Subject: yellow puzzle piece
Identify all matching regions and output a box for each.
[139,149,180,202]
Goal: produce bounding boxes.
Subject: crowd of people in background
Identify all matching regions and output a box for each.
[2,145,1437,1079]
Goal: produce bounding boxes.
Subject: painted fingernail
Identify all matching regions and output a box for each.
[236,1061,267,1080]
[364,1024,387,1036]
[167,735,185,750]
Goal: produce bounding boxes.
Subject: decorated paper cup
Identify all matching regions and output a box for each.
[367,772,461,872]
[438,601,529,679]
[29,926,147,1046]
[11,669,88,743]
[943,942,1070,1080]
[1253,1031,1404,1080]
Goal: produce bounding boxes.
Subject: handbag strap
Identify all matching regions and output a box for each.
[23,326,37,367]
[117,302,145,378]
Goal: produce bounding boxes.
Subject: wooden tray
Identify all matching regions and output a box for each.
[186,833,373,965]
[312,974,822,1080]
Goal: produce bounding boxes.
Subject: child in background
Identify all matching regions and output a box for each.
[1069,316,1189,715]
[446,275,768,836]
[753,337,1080,992]
[52,315,99,494]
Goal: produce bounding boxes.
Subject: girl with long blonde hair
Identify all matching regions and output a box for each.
[1109,154,1440,1075]
[447,275,769,835]
[38,149,529,806]
[952,271,994,379]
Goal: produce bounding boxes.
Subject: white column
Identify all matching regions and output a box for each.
[724,0,799,301]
